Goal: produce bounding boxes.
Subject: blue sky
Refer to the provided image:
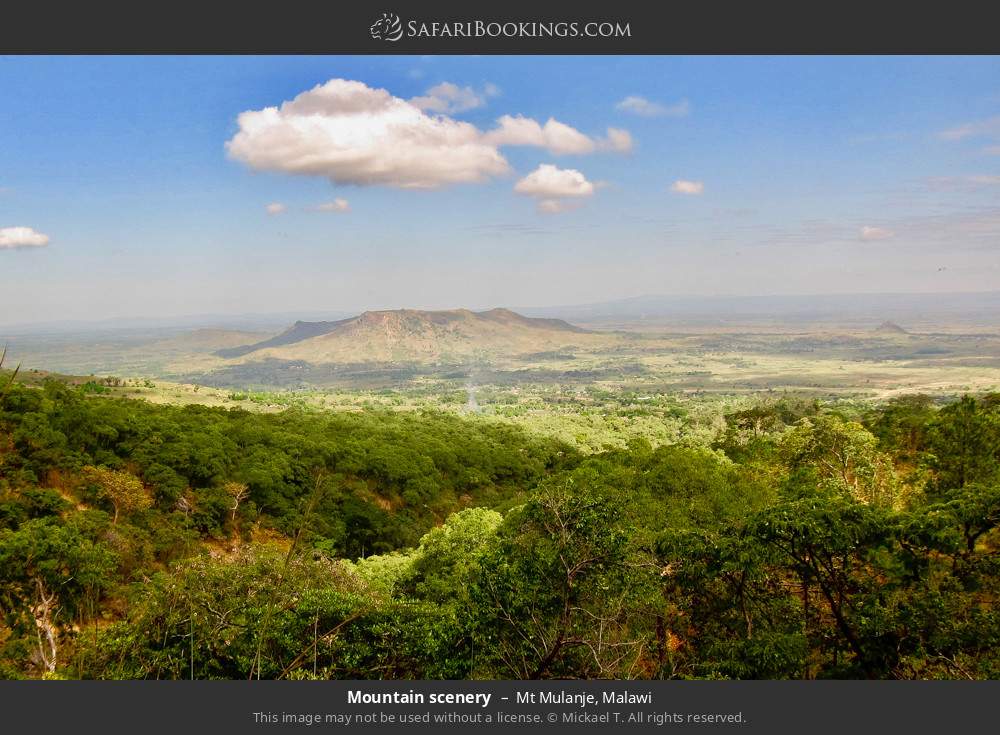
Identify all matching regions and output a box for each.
[1,55,998,325]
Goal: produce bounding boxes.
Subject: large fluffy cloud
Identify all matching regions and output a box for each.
[0,226,50,249]
[226,79,633,190]
[485,115,632,155]
[226,79,510,189]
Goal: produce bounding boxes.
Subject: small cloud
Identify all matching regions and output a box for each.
[410,81,498,114]
[939,115,1000,141]
[0,226,50,250]
[616,95,690,118]
[860,226,894,241]
[984,145,1000,156]
[515,164,595,198]
[487,115,593,155]
[602,128,633,154]
[515,164,595,213]
[312,198,350,213]
[485,115,632,155]
[265,202,287,215]
[670,179,704,195]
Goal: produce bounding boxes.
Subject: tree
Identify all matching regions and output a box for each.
[403,507,502,604]
[866,394,935,462]
[925,395,1000,494]
[82,466,151,524]
[655,525,807,679]
[0,345,20,402]
[83,548,364,680]
[471,474,657,679]
[781,415,903,508]
[715,404,784,462]
[0,516,117,677]
[223,481,250,524]
[745,498,902,677]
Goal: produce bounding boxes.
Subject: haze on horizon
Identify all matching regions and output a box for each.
[1,55,999,326]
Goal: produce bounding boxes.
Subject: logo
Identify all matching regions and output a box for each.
[370,13,404,42]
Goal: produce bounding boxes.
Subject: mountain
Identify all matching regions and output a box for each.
[216,320,353,359]
[217,308,597,364]
[874,321,910,335]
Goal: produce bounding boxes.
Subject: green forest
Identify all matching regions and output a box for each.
[1,378,998,680]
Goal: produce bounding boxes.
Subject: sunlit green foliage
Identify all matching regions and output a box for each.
[0,380,998,679]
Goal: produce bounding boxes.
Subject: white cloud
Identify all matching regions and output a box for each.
[0,226,50,249]
[515,164,595,213]
[410,81,499,114]
[485,115,633,155]
[984,145,1000,156]
[265,202,287,215]
[603,128,634,153]
[860,226,894,241]
[616,96,690,118]
[313,198,350,213]
[670,179,704,195]
[515,164,595,198]
[227,79,510,189]
[939,115,1000,141]
[227,78,629,192]
[487,115,593,154]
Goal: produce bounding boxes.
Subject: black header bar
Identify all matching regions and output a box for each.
[2,1,999,54]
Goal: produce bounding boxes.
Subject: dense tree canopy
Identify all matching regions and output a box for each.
[1,380,998,679]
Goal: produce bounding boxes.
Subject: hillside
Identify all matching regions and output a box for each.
[217,308,601,364]
[216,320,353,358]
[874,320,910,335]
[2,376,999,680]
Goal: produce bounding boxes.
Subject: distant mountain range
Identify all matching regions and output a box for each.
[518,291,1000,327]
[4,291,998,339]
[216,308,597,364]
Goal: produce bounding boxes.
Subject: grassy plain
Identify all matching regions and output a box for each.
[10,318,999,453]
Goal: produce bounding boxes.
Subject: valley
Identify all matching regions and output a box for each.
[6,304,1000,456]
[8,306,1000,393]
[3,53,999,686]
